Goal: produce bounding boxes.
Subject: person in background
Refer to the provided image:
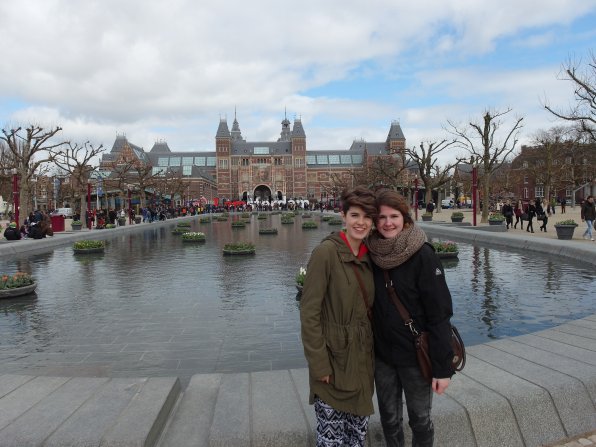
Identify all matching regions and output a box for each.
[526,200,536,233]
[581,195,595,241]
[367,190,455,447]
[514,200,524,230]
[560,197,566,214]
[300,186,377,447]
[538,199,548,232]
[502,200,514,229]
[3,222,21,240]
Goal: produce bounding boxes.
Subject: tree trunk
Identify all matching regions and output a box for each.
[482,174,490,223]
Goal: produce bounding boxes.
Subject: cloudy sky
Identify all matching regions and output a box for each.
[0,0,595,161]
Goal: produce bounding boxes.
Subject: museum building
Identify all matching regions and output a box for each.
[99,114,406,205]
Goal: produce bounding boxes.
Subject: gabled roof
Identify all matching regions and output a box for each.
[387,121,405,141]
[292,119,306,138]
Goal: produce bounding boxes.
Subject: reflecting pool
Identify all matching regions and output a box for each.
[0,213,594,384]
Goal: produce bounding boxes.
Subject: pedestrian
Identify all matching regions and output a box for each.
[537,199,548,232]
[561,197,566,214]
[526,200,536,233]
[502,200,514,229]
[425,201,435,215]
[514,200,524,230]
[366,189,456,447]
[581,195,595,241]
[300,186,377,447]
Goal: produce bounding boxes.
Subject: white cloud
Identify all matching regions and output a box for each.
[0,0,594,157]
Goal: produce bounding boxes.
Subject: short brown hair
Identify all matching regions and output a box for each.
[375,189,414,227]
[340,186,377,219]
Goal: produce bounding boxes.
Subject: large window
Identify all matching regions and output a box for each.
[152,167,165,176]
[328,155,340,164]
[254,147,269,155]
[218,159,228,169]
[169,157,181,166]
[305,155,316,164]
[317,155,328,165]
[182,165,192,176]
[523,187,528,199]
[352,154,363,164]
[182,157,194,165]
[206,157,216,167]
[158,157,169,167]
[535,186,544,198]
[340,155,352,164]
[194,157,206,166]
[294,158,304,168]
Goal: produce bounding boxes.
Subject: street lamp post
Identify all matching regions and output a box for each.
[471,157,478,227]
[414,175,419,221]
[128,187,132,225]
[12,168,19,226]
[87,182,92,229]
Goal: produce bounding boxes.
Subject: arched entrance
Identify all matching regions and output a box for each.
[254,185,272,202]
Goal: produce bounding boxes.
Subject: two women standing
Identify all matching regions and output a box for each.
[301,187,456,447]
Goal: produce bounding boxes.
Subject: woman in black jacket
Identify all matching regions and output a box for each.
[367,190,455,447]
[526,201,536,233]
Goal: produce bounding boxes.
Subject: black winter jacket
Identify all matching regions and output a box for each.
[372,243,455,378]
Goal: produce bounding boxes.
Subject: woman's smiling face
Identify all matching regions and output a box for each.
[377,205,404,239]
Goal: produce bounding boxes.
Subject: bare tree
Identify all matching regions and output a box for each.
[50,141,105,216]
[0,125,67,222]
[530,127,573,201]
[448,109,524,222]
[406,140,461,207]
[544,51,596,142]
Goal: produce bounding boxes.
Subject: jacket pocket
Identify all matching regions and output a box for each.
[326,334,358,392]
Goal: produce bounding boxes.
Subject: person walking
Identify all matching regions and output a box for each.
[537,199,548,232]
[367,189,456,447]
[581,195,595,241]
[526,200,536,233]
[514,200,524,230]
[560,197,566,214]
[502,200,514,229]
[300,186,377,447]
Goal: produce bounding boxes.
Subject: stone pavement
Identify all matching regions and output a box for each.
[0,211,595,446]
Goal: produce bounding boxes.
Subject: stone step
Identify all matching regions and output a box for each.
[0,375,180,447]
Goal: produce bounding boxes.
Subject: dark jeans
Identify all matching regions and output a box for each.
[375,357,434,447]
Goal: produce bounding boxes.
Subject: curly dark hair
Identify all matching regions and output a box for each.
[340,186,377,220]
[375,189,414,227]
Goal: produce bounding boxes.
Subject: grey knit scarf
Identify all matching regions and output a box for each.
[367,224,427,270]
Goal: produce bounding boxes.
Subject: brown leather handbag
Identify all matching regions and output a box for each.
[382,270,465,383]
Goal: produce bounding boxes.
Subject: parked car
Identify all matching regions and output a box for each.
[441,199,454,209]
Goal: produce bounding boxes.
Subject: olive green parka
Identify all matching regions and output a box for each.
[300,232,375,417]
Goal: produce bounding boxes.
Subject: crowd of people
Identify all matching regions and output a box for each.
[3,209,53,240]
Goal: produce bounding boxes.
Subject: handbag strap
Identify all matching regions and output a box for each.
[382,270,420,336]
[351,264,372,321]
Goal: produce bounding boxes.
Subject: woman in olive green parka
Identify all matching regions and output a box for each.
[300,186,376,446]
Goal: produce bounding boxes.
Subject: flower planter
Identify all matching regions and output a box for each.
[450,217,464,223]
[436,251,459,259]
[0,282,38,299]
[118,218,127,226]
[488,220,504,226]
[73,247,105,254]
[421,215,432,222]
[134,216,142,224]
[182,238,206,243]
[259,228,278,235]
[71,224,83,231]
[223,249,255,256]
[554,224,577,240]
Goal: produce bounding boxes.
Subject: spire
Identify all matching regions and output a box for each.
[386,120,405,141]
[291,117,306,138]
[230,108,245,141]
[278,109,292,142]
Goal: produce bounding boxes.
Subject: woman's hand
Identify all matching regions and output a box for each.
[432,378,450,395]
[318,375,331,384]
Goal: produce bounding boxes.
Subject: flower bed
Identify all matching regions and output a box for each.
[73,240,106,254]
[199,217,211,223]
[257,214,267,220]
[302,221,318,229]
[327,218,343,226]
[259,227,278,235]
[281,217,295,224]
[216,216,229,222]
[172,227,187,234]
[241,212,251,218]
[432,240,459,259]
[177,221,191,227]
[181,232,206,242]
[105,224,116,229]
[223,242,255,256]
[231,221,246,228]
[321,215,333,222]
[0,273,37,298]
